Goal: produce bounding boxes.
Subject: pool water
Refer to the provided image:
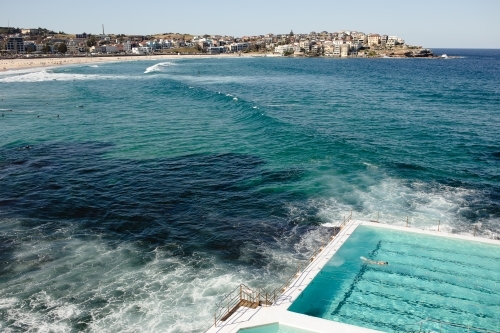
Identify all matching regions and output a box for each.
[238,323,317,333]
[288,225,500,332]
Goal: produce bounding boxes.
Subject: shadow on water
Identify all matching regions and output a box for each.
[0,141,313,271]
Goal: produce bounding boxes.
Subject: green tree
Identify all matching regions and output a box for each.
[87,36,96,47]
[25,44,36,53]
[42,43,51,53]
[58,43,67,53]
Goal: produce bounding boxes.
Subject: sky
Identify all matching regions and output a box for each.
[1,0,499,48]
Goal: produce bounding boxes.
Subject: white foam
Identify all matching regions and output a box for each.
[313,176,495,236]
[0,297,18,309]
[0,219,308,333]
[0,70,117,83]
[144,62,176,74]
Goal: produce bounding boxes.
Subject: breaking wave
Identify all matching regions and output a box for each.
[0,70,121,83]
[144,62,177,74]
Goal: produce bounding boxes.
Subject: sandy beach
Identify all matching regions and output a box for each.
[0,53,254,72]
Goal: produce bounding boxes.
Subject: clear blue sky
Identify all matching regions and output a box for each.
[2,0,499,48]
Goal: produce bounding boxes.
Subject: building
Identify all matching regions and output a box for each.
[207,46,225,54]
[103,45,118,53]
[6,37,25,53]
[23,41,36,53]
[132,46,151,54]
[75,33,88,40]
[333,44,341,56]
[67,40,80,54]
[229,43,250,52]
[123,40,131,53]
[380,35,388,47]
[340,44,349,57]
[323,44,334,56]
[367,34,380,47]
[386,36,398,48]
[299,40,310,51]
[274,44,293,55]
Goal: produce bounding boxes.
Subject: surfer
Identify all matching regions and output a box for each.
[360,256,388,265]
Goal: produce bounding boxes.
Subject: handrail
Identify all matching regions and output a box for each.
[399,317,498,333]
[368,213,499,241]
[212,211,354,328]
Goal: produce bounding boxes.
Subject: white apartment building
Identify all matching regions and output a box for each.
[103,45,118,53]
[207,46,225,54]
[67,40,79,54]
[333,44,341,56]
[274,44,293,55]
[340,44,349,57]
[386,36,398,48]
[229,43,249,52]
[123,40,131,53]
[323,44,334,56]
[132,46,151,54]
[299,40,310,51]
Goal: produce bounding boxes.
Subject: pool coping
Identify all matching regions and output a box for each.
[205,220,499,333]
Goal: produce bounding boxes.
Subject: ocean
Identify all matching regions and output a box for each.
[0,49,499,332]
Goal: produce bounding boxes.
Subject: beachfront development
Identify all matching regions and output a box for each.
[1,26,433,62]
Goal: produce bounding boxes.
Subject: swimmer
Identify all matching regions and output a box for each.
[360,256,388,265]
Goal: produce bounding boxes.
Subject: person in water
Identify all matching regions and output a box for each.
[360,256,388,265]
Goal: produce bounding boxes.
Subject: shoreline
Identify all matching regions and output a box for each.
[0,52,454,73]
[0,53,251,73]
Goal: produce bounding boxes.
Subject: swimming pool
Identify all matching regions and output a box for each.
[238,323,317,333]
[288,225,500,332]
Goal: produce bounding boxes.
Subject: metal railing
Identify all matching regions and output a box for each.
[368,213,499,241]
[212,211,354,328]
[398,318,498,333]
[213,284,259,327]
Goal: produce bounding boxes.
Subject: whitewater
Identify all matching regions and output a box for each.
[0,49,499,332]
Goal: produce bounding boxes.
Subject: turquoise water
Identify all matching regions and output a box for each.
[289,225,500,332]
[239,323,317,333]
[0,49,500,332]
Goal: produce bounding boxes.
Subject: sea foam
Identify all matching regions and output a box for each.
[0,70,115,83]
[144,62,176,74]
